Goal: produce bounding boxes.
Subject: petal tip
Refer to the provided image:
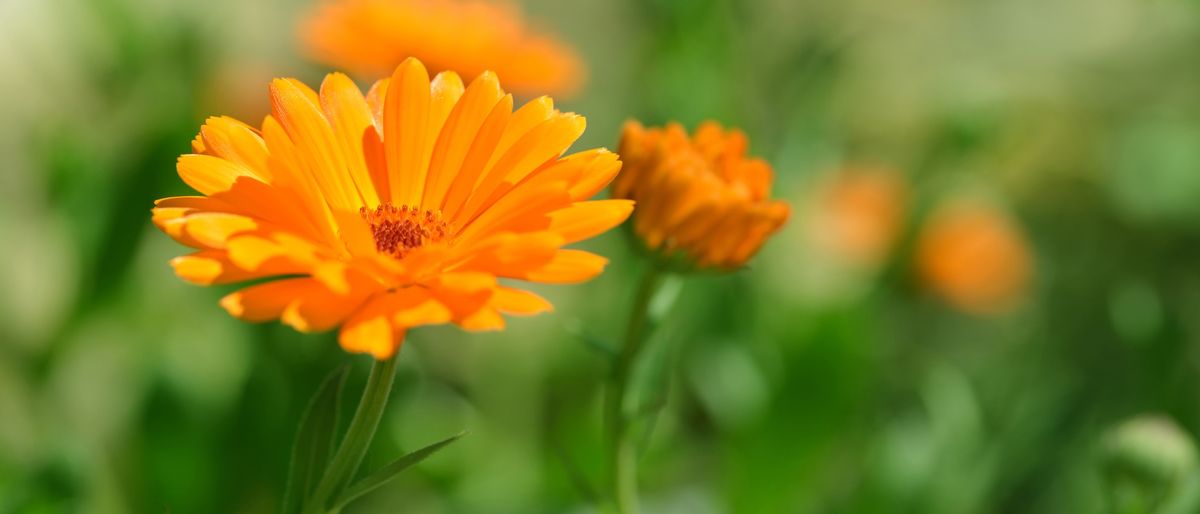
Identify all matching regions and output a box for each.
[219,292,245,317]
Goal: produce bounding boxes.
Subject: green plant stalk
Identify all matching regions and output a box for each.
[304,353,399,514]
[604,265,664,514]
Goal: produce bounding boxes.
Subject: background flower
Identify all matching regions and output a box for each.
[915,197,1031,315]
[301,0,585,97]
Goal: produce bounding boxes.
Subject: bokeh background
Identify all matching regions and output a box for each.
[4,0,1200,512]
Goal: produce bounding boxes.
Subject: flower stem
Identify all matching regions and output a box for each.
[605,265,663,514]
[305,353,399,514]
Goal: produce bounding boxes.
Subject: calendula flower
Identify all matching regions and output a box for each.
[810,167,908,268]
[152,58,631,359]
[915,198,1031,314]
[300,0,584,97]
[613,121,790,270]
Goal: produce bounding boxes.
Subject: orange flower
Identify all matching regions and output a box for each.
[300,0,585,97]
[810,167,908,268]
[613,121,790,270]
[915,198,1032,315]
[152,58,631,359]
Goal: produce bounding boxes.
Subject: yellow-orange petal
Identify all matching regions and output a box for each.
[339,295,404,358]
[459,113,586,223]
[423,72,504,209]
[281,284,375,332]
[171,250,302,285]
[171,252,238,285]
[384,58,433,205]
[426,271,497,322]
[180,212,260,249]
[220,278,315,322]
[458,307,505,331]
[448,231,563,277]
[388,287,453,328]
[196,116,269,177]
[491,287,552,316]
[319,72,381,207]
[440,93,514,218]
[225,232,321,272]
[270,78,363,211]
[455,180,572,244]
[547,200,634,244]
[177,154,258,196]
[520,249,608,284]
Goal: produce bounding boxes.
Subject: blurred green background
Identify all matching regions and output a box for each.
[4,0,1200,512]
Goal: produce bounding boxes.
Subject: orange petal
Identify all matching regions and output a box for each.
[339,294,404,359]
[458,113,586,223]
[320,72,380,207]
[363,127,389,204]
[449,231,563,275]
[170,250,302,285]
[261,116,343,250]
[546,199,634,244]
[423,72,504,210]
[492,96,555,161]
[458,307,505,332]
[426,271,497,322]
[454,180,572,244]
[170,251,241,285]
[281,278,378,333]
[491,287,553,316]
[225,232,320,272]
[196,116,269,178]
[428,71,466,140]
[383,58,433,206]
[153,207,204,248]
[564,149,623,201]
[440,94,514,218]
[365,78,390,128]
[520,249,609,284]
[220,278,315,322]
[388,287,453,328]
[270,78,363,211]
[180,212,260,249]
[177,154,257,196]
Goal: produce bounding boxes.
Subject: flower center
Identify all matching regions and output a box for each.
[360,203,452,259]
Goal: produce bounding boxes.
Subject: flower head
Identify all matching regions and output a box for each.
[613,121,790,270]
[153,58,632,359]
[915,197,1031,315]
[300,0,585,97]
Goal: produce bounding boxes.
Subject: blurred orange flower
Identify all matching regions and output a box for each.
[915,198,1032,315]
[810,168,908,267]
[300,0,585,97]
[152,58,631,359]
[613,121,790,270]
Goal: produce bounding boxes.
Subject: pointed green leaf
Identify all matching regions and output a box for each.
[331,431,467,511]
[281,365,349,514]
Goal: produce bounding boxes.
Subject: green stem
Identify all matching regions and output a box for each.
[605,265,663,514]
[305,354,399,514]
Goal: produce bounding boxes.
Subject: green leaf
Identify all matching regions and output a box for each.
[330,431,467,511]
[282,366,349,514]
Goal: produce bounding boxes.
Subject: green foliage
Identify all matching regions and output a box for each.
[284,366,349,514]
[3,0,1200,512]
